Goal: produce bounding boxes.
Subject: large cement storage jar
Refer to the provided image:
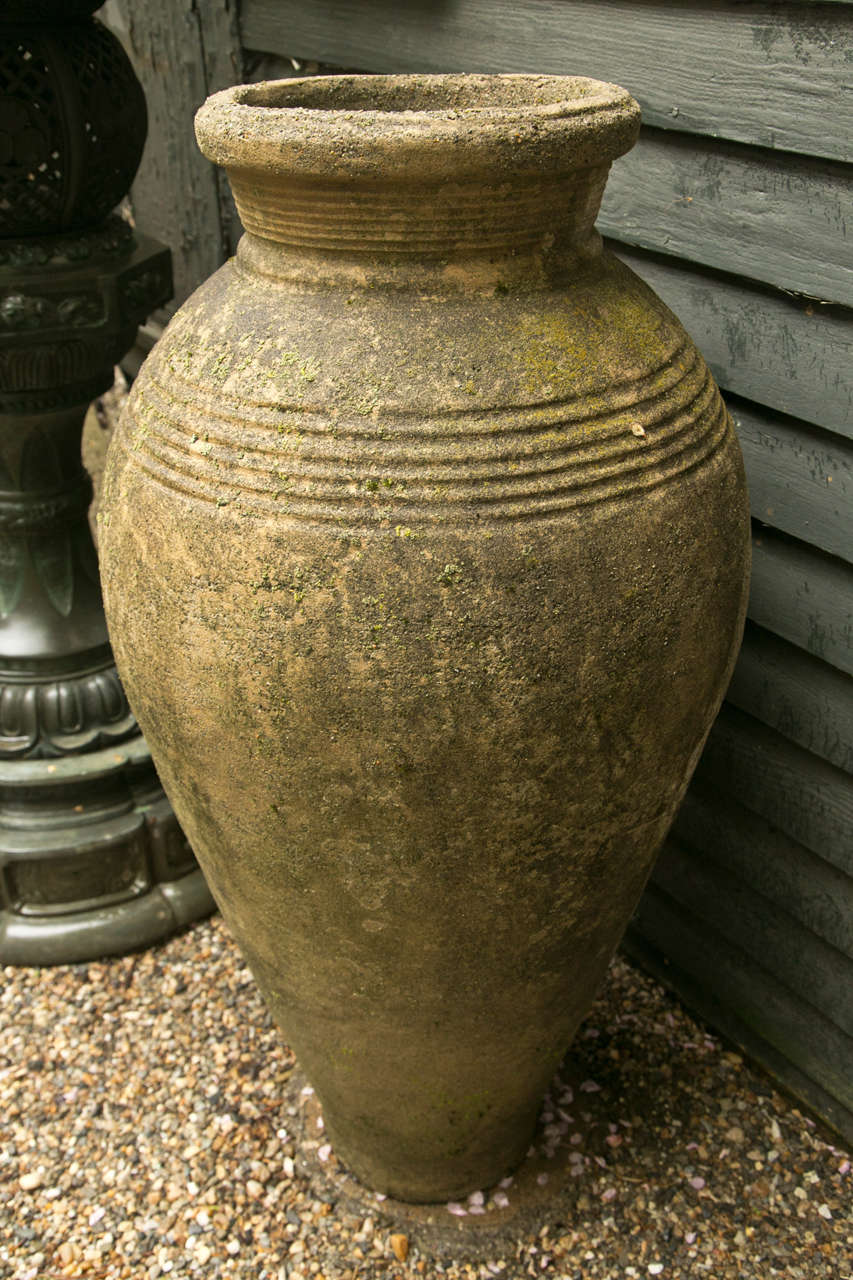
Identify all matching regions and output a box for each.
[99,75,750,1202]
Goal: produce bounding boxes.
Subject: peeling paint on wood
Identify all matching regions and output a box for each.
[731,398,853,563]
[675,779,853,958]
[654,839,853,1035]
[602,129,852,307]
[698,706,853,875]
[749,530,853,674]
[728,623,853,773]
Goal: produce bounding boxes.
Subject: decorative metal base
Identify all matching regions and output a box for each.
[0,735,214,964]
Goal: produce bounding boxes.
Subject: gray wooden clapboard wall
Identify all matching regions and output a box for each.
[107,0,853,1142]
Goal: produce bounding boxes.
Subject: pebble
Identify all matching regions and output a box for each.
[1,916,850,1280]
[390,1231,409,1261]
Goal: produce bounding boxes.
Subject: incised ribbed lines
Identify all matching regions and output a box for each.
[232,172,594,253]
[123,345,730,526]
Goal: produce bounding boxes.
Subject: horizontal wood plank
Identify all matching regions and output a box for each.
[653,838,853,1036]
[731,399,853,563]
[240,0,853,162]
[674,779,853,959]
[623,924,853,1144]
[600,129,853,306]
[749,530,853,675]
[631,884,853,1113]
[727,623,853,773]
[697,706,853,875]
[612,246,853,434]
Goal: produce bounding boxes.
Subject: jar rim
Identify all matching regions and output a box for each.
[195,73,641,183]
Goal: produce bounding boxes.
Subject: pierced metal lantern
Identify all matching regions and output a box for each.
[0,12,146,236]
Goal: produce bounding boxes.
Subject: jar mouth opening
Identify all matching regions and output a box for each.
[234,73,626,119]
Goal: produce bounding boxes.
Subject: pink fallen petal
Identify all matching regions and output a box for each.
[498,1175,514,1188]
[493,1190,510,1209]
[536,1172,549,1186]
[468,1205,486,1215]
[601,1188,617,1202]
[605,1134,622,1148]
[468,1190,485,1207]
[684,1232,696,1244]
[839,1160,850,1175]
[317,1144,332,1162]
[375,1193,387,1202]
[446,1202,467,1217]
[580,1080,601,1093]
[690,1176,706,1191]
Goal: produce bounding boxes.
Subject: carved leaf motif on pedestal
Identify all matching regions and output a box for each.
[0,664,136,758]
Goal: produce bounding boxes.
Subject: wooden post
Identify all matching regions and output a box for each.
[102,0,243,308]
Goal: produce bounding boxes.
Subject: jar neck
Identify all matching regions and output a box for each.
[229,165,611,290]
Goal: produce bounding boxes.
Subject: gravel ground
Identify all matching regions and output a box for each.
[2,914,850,1280]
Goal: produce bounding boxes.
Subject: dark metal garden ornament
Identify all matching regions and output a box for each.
[0,0,213,963]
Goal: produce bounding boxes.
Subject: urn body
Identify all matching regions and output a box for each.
[100,75,750,1201]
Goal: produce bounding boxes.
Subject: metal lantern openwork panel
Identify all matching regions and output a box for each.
[0,17,147,236]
